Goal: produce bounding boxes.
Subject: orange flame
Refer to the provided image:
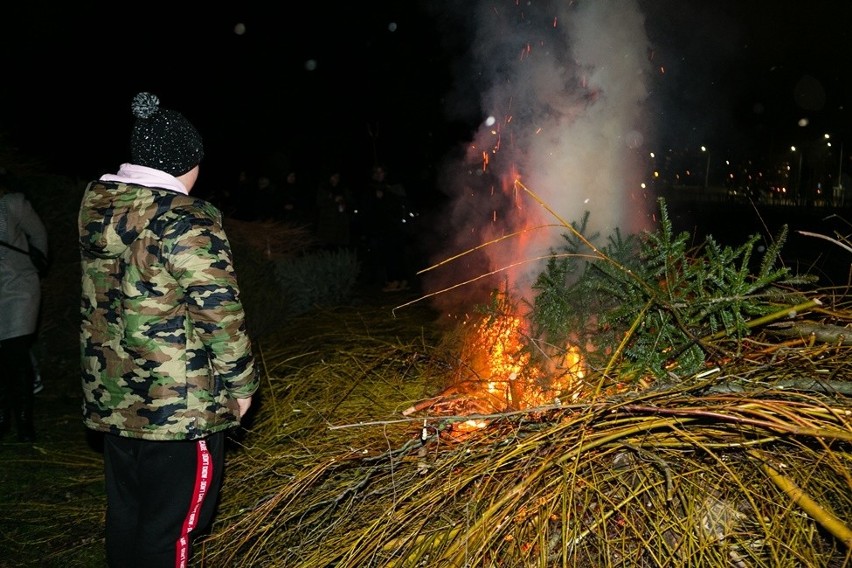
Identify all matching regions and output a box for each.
[454,308,586,414]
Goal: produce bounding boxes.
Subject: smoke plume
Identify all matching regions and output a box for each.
[423,0,655,316]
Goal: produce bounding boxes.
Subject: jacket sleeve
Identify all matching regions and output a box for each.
[164,205,258,398]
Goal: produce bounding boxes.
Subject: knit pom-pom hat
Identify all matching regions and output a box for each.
[130,92,204,176]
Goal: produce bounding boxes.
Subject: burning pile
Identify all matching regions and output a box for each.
[195,285,852,567]
[403,303,586,428]
[452,307,586,409]
[194,201,852,566]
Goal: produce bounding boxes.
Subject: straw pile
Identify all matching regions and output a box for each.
[195,288,852,567]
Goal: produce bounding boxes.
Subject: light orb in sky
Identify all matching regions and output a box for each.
[798,117,809,127]
[305,59,318,71]
[388,22,398,32]
[234,23,246,35]
[485,116,496,126]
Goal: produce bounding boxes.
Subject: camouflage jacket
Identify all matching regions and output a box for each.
[78,181,258,440]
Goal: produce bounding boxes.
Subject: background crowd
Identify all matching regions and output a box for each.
[206,158,422,293]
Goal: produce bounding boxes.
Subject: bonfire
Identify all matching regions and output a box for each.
[193,194,852,567]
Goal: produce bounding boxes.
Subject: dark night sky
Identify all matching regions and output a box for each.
[640,1,851,159]
[0,2,454,189]
[1,1,850,197]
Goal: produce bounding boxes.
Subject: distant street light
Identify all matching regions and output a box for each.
[828,137,844,206]
[838,142,844,190]
[701,145,710,189]
[791,146,803,203]
[826,134,844,190]
[833,141,845,206]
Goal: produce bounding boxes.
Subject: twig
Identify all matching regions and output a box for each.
[765,320,852,344]
[750,449,852,549]
[797,230,852,255]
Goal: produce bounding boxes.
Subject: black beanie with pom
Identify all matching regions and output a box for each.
[130,92,204,176]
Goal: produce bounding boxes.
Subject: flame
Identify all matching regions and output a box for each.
[423,306,589,440]
[455,419,489,433]
[454,306,586,415]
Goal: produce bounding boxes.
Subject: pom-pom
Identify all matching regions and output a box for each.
[131,92,160,119]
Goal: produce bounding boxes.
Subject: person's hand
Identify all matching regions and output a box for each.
[236,396,253,419]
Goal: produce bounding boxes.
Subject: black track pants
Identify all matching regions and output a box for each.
[103,432,225,568]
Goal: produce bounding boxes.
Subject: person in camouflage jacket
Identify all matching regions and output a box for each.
[79,182,257,438]
[78,92,258,568]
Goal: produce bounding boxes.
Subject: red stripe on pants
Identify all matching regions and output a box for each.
[175,439,212,568]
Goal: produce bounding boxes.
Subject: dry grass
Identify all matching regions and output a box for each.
[190,290,852,568]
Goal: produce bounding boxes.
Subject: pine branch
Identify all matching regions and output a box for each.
[526,197,811,385]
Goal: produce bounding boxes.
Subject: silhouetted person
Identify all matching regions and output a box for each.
[0,168,48,442]
[315,169,353,250]
[252,174,280,221]
[229,169,256,220]
[280,169,315,227]
[358,164,411,291]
